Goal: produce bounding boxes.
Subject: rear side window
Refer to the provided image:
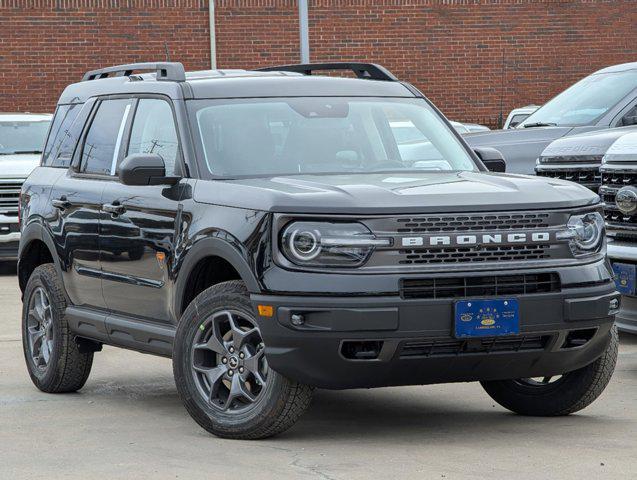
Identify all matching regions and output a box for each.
[81,99,133,175]
[126,99,179,175]
[42,103,86,168]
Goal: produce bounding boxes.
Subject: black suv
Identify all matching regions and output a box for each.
[19,62,620,439]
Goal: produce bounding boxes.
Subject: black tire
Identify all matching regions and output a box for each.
[481,325,618,416]
[173,280,313,439]
[22,264,93,393]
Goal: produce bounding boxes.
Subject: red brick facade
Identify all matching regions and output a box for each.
[1,0,636,126]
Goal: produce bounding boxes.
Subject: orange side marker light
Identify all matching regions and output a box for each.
[258,305,274,317]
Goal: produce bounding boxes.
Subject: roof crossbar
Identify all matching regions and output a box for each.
[257,62,398,82]
[81,62,186,82]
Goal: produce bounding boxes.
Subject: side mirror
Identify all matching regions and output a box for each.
[118,153,180,186]
[474,147,506,173]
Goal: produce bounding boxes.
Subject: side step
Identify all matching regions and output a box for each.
[65,306,175,357]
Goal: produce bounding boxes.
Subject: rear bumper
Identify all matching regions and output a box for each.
[252,281,618,389]
[608,240,637,334]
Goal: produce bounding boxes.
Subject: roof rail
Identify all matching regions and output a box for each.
[81,62,186,82]
[257,62,398,82]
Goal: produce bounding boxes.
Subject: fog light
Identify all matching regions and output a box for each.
[609,297,620,313]
[291,313,305,326]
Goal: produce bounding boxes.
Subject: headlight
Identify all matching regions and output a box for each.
[557,212,605,256]
[281,221,390,267]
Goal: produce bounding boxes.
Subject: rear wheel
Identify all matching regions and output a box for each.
[22,264,93,393]
[481,325,618,416]
[173,280,313,439]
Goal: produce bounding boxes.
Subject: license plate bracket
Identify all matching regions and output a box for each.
[454,298,520,338]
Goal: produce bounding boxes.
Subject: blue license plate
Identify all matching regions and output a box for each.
[455,298,519,338]
[612,262,636,295]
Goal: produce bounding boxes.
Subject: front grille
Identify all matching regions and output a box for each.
[601,170,637,187]
[0,179,23,215]
[400,273,560,299]
[394,213,550,234]
[600,166,637,238]
[398,244,551,265]
[537,168,601,191]
[400,334,550,358]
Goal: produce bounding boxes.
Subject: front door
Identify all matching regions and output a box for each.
[51,97,135,310]
[99,98,184,322]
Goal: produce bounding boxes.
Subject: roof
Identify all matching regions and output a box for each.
[0,113,52,122]
[593,62,637,75]
[58,67,415,104]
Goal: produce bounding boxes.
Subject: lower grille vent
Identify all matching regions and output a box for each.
[401,273,560,299]
[400,335,550,358]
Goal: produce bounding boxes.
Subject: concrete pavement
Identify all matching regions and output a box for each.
[1,263,636,479]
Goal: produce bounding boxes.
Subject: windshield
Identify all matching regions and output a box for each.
[189,97,477,177]
[0,120,50,155]
[520,69,637,127]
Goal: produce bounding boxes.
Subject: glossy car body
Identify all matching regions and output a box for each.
[18,64,619,390]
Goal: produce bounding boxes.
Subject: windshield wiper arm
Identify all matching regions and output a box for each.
[522,122,558,128]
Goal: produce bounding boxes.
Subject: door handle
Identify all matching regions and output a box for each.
[102,202,126,216]
[51,197,71,210]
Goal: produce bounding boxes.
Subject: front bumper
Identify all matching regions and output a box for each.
[608,239,637,334]
[0,218,20,260]
[252,275,618,389]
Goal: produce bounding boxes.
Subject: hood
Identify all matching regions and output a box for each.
[0,154,41,178]
[464,127,574,174]
[194,171,599,215]
[540,126,637,161]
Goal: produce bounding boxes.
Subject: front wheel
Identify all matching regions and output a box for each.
[173,280,313,439]
[481,325,618,416]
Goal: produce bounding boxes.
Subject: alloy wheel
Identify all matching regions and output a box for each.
[26,287,54,371]
[191,310,268,413]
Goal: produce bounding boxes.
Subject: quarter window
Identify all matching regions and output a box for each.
[81,99,133,175]
[127,99,179,175]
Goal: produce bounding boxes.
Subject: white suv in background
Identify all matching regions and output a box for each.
[0,113,51,260]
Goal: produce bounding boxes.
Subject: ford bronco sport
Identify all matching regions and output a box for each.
[19,62,620,439]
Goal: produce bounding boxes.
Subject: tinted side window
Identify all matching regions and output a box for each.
[55,103,93,168]
[42,105,69,165]
[620,104,637,127]
[127,99,179,175]
[81,99,133,175]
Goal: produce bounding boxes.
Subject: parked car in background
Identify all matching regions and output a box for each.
[462,122,491,133]
[535,126,637,192]
[465,62,637,174]
[0,113,51,260]
[600,131,637,334]
[504,105,540,129]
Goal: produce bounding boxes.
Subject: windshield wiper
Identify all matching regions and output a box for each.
[522,122,558,128]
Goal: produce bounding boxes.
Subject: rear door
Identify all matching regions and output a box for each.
[52,97,134,309]
[99,97,184,322]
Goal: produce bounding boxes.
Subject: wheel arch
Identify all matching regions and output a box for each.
[174,237,261,318]
[18,222,62,295]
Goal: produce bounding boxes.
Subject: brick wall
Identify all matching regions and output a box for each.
[2,0,636,126]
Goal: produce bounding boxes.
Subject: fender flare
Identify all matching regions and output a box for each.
[173,236,261,317]
[18,220,64,293]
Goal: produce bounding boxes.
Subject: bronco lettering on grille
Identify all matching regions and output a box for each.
[401,232,551,248]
